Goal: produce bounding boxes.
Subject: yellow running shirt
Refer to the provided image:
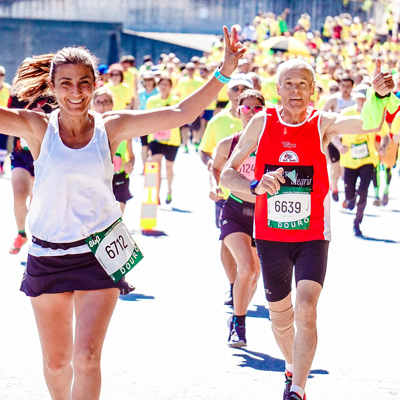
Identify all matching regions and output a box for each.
[175,76,204,99]
[146,94,181,147]
[0,83,11,107]
[199,107,242,154]
[106,82,132,111]
[340,106,389,169]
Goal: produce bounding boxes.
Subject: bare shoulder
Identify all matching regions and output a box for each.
[216,134,236,158]
[320,111,340,143]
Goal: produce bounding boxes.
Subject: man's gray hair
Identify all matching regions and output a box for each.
[276,59,315,84]
[92,86,115,104]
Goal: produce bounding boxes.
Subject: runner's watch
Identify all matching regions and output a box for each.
[250,180,260,195]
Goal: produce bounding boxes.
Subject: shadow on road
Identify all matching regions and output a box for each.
[119,293,156,302]
[160,207,193,213]
[356,235,399,243]
[130,229,168,238]
[234,349,329,377]
[247,305,271,320]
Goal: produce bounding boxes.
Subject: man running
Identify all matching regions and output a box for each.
[323,75,356,201]
[220,59,393,400]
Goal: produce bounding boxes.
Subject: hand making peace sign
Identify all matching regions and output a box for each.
[220,26,247,77]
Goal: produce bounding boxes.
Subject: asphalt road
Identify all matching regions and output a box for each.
[0,140,399,400]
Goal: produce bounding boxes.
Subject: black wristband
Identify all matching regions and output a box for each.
[375,92,391,99]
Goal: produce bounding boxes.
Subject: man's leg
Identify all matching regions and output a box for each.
[292,280,322,390]
[343,166,358,210]
[354,164,374,230]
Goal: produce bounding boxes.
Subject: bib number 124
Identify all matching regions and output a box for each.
[86,218,144,283]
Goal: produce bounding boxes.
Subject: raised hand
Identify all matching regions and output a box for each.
[220,26,247,77]
[372,58,394,97]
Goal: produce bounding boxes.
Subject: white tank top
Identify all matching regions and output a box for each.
[334,93,356,113]
[29,109,122,257]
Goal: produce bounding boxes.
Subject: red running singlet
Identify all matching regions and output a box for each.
[254,107,331,242]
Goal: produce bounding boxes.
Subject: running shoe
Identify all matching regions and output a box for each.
[283,371,292,400]
[353,223,362,237]
[228,324,247,348]
[286,392,306,400]
[9,234,28,255]
[373,198,382,206]
[194,142,200,152]
[382,194,389,206]
[331,191,339,202]
[166,193,172,204]
[183,145,189,154]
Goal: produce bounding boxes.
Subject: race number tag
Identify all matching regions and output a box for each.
[238,155,256,180]
[86,219,144,283]
[267,187,311,230]
[153,130,171,141]
[351,142,369,159]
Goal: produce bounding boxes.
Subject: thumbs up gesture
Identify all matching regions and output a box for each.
[372,58,395,97]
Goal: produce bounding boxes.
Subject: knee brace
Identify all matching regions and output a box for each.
[269,305,294,340]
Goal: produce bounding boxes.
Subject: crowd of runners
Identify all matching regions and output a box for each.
[0,8,399,400]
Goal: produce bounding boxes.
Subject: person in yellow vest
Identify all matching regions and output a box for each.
[332,90,389,236]
[92,87,134,214]
[0,65,11,175]
[106,64,132,111]
[175,62,204,153]
[261,64,281,104]
[146,76,181,204]
[120,55,138,109]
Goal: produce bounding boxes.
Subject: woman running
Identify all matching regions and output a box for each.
[92,86,134,213]
[146,76,180,204]
[0,27,244,400]
[0,65,10,175]
[210,89,265,347]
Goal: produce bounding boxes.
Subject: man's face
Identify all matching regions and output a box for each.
[228,85,248,104]
[0,71,4,84]
[276,67,315,114]
[339,80,353,97]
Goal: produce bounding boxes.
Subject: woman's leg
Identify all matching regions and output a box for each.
[224,232,260,315]
[31,292,74,400]
[71,288,120,400]
[166,160,174,194]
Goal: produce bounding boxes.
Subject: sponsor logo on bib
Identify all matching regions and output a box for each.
[282,141,296,148]
[279,151,299,163]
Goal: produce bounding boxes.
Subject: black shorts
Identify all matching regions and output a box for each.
[112,173,133,204]
[328,142,340,163]
[21,252,134,297]
[181,115,202,131]
[141,135,148,146]
[216,101,229,109]
[256,239,329,302]
[215,199,225,229]
[149,141,179,162]
[11,149,34,177]
[219,195,255,247]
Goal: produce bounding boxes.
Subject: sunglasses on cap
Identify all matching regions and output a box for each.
[238,105,265,114]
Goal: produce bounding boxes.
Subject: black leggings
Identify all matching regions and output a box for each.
[344,164,374,225]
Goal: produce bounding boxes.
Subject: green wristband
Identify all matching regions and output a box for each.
[214,68,231,84]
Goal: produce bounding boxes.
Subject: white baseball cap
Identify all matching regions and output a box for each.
[228,73,254,89]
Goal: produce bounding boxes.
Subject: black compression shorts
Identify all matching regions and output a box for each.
[149,141,179,162]
[256,239,329,302]
[328,142,340,163]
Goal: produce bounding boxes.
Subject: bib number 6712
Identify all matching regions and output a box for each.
[105,235,128,259]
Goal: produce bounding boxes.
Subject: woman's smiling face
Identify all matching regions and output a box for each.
[49,63,95,116]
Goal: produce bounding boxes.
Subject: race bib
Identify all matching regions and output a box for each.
[113,154,123,173]
[86,219,144,282]
[267,187,311,230]
[351,142,369,159]
[153,130,171,141]
[238,155,256,180]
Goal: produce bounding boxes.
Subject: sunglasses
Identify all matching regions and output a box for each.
[110,73,121,77]
[231,86,248,92]
[94,100,112,106]
[238,105,265,114]
[0,74,4,77]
